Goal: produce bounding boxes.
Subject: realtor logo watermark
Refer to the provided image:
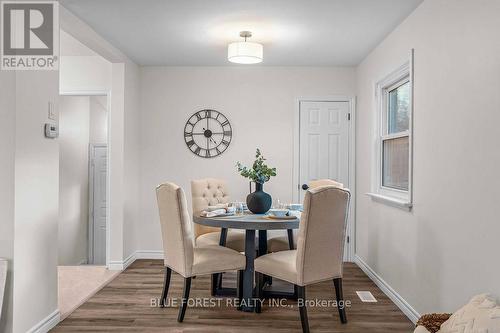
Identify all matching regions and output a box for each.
[1,1,59,70]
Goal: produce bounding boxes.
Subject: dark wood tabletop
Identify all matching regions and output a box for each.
[193,213,299,230]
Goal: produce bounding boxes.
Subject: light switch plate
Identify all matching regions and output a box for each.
[44,123,58,138]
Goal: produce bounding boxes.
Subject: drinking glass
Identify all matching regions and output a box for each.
[234,202,244,215]
[273,198,281,209]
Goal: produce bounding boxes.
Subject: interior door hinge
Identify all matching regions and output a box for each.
[347,113,351,121]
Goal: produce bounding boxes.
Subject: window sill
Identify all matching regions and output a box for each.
[366,193,412,211]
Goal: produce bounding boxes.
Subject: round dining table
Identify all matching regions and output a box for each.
[193,213,299,312]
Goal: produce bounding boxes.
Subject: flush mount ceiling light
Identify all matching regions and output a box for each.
[227,31,263,64]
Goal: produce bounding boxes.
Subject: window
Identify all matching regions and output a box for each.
[382,80,410,191]
[369,52,413,209]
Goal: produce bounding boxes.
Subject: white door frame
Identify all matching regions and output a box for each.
[293,95,356,262]
[60,90,111,268]
[88,143,107,264]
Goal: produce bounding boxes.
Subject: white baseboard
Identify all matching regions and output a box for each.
[122,252,136,270]
[107,260,125,271]
[107,250,164,271]
[27,309,60,333]
[135,250,164,260]
[354,254,420,323]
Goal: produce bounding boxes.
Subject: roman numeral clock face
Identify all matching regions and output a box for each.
[184,110,232,158]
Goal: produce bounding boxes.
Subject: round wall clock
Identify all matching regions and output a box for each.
[184,109,232,158]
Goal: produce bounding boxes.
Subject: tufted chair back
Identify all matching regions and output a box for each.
[191,178,230,237]
[308,179,344,189]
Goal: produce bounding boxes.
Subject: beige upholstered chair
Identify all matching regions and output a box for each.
[255,186,351,333]
[191,178,245,252]
[309,178,344,189]
[267,179,344,253]
[191,178,246,295]
[156,182,245,322]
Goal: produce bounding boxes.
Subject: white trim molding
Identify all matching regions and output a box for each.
[366,192,412,210]
[369,50,414,210]
[354,255,420,323]
[108,250,164,271]
[135,250,164,260]
[293,95,356,262]
[27,309,60,333]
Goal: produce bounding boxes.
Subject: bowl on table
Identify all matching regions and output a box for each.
[287,204,303,212]
[268,209,290,217]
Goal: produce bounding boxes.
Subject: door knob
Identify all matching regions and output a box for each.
[301,184,309,190]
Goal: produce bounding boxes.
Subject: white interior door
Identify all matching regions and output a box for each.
[90,145,107,265]
[298,101,351,259]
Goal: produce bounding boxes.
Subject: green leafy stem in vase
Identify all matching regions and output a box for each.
[236,148,277,184]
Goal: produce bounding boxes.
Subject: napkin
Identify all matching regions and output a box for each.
[200,209,227,217]
[207,203,229,211]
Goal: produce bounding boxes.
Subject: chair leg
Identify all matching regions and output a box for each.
[177,277,192,322]
[293,284,299,300]
[160,267,171,307]
[217,272,223,289]
[333,278,347,324]
[297,285,309,333]
[210,273,218,296]
[255,272,264,313]
[236,270,244,308]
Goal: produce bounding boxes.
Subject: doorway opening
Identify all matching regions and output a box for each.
[57,93,117,320]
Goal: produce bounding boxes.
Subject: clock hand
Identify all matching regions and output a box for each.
[210,137,217,145]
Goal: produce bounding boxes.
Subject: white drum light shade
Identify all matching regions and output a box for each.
[227,41,263,64]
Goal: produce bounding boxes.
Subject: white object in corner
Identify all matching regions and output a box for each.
[354,255,420,323]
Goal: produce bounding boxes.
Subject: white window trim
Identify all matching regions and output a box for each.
[367,50,414,210]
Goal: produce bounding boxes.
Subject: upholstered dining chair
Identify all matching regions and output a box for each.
[156,182,246,322]
[191,178,246,252]
[267,179,344,253]
[191,178,247,295]
[254,186,351,333]
[308,178,344,189]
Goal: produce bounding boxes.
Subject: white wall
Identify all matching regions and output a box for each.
[139,66,356,251]
[59,96,91,266]
[355,0,500,316]
[58,96,108,266]
[0,71,16,333]
[123,62,141,260]
[60,56,112,92]
[90,96,108,143]
[13,71,60,333]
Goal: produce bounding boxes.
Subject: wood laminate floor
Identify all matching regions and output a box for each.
[52,259,415,332]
